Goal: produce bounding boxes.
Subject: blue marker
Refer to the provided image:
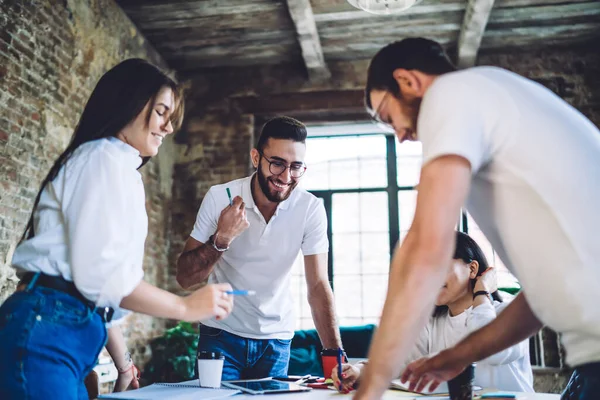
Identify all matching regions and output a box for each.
[225,290,256,296]
[337,348,343,388]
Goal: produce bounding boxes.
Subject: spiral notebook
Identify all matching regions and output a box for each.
[98,379,241,400]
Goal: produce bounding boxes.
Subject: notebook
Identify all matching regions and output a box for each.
[98,379,241,400]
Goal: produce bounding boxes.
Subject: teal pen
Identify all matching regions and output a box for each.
[225,290,256,296]
[226,188,233,205]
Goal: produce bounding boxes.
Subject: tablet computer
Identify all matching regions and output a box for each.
[221,379,312,395]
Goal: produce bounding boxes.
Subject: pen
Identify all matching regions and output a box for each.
[337,348,343,388]
[225,290,256,296]
[295,374,311,384]
[226,188,233,206]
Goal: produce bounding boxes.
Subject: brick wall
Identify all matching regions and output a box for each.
[0,0,174,368]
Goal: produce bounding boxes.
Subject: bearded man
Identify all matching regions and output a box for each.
[177,116,342,380]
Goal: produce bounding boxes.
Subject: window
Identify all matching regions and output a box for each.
[292,127,518,331]
[292,132,410,329]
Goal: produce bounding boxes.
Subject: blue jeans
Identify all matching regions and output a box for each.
[197,324,291,380]
[561,362,600,400]
[0,286,107,400]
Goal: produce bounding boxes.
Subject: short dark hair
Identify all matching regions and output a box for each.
[365,37,456,109]
[256,116,307,152]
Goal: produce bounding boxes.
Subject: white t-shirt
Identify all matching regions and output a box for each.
[190,175,329,339]
[402,300,534,392]
[418,66,600,367]
[12,137,146,319]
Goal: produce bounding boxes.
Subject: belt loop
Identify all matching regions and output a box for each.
[25,272,41,292]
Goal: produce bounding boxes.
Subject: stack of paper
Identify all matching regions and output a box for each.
[98,380,240,400]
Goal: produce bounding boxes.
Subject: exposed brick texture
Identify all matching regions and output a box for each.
[0,0,173,374]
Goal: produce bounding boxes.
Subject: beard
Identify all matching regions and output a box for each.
[399,95,421,134]
[256,164,298,203]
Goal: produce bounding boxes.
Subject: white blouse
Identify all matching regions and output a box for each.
[402,298,535,392]
[12,137,147,312]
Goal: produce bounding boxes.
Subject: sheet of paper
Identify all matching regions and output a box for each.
[390,379,449,395]
[382,390,449,399]
[98,381,240,400]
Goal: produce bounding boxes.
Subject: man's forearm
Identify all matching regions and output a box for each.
[308,282,342,348]
[454,292,543,364]
[176,243,222,289]
[358,232,453,398]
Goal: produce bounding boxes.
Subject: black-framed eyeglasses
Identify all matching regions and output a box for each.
[259,151,307,178]
[369,92,395,133]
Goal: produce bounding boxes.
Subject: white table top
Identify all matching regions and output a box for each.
[234,389,560,399]
[98,380,561,400]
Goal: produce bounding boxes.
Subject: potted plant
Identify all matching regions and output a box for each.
[144,322,198,383]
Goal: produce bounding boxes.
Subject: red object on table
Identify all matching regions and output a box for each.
[307,383,331,390]
[321,348,347,379]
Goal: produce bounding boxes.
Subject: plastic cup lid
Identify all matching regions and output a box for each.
[197,351,225,360]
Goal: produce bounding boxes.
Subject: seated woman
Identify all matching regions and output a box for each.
[333,231,534,393]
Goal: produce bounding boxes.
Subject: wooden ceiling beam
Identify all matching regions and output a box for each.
[457,0,495,68]
[232,90,364,116]
[285,0,331,82]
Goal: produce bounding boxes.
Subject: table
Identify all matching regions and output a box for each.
[233,389,560,399]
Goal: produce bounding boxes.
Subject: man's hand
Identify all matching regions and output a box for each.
[332,363,362,394]
[215,196,249,247]
[401,349,469,393]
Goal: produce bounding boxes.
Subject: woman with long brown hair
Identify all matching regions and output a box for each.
[0,59,234,399]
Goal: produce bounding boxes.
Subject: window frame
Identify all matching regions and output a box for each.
[305,133,413,289]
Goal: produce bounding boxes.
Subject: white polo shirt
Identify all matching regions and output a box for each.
[418,66,600,367]
[190,174,329,339]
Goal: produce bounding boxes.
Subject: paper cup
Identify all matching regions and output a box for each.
[197,351,225,388]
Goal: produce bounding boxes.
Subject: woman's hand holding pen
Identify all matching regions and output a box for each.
[181,283,234,322]
[332,363,361,394]
[215,196,249,247]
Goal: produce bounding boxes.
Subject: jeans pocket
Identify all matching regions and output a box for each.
[275,338,292,346]
[47,297,92,326]
[200,325,223,337]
